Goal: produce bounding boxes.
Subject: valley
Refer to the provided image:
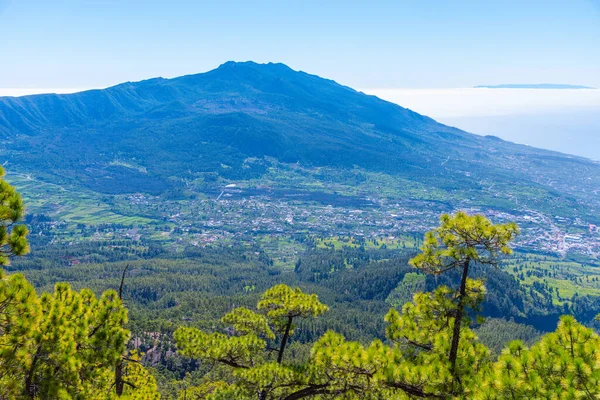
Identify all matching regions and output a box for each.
[11,157,600,265]
[11,155,600,321]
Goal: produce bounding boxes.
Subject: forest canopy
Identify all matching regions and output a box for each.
[1,168,599,399]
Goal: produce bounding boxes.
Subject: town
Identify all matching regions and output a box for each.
[26,184,600,266]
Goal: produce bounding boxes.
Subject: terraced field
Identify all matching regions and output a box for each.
[8,173,153,226]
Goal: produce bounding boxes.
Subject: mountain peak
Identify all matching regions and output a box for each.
[214,61,296,76]
[217,60,292,69]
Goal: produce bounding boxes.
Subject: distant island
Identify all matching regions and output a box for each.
[474,83,595,89]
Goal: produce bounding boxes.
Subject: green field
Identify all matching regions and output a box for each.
[8,173,153,226]
[315,235,419,250]
[503,253,600,305]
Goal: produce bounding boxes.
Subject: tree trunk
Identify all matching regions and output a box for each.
[25,352,40,399]
[448,259,470,375]
[115,264,128,396]
[258,316,294,400]
[115,358,124,396]
[277,316,293,364]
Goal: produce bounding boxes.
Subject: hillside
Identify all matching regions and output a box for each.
[1,61,600,260]
[1,62,598,197]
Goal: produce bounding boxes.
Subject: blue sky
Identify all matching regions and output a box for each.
[1,0,599,89]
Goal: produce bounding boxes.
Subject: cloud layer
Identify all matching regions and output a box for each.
[364,88,600,118]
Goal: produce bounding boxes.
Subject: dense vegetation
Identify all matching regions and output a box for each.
[0,167,159,399]
[2,168,600,398]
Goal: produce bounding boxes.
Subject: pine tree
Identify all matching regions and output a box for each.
[115,351,161,400]
[0,166,39,397]
[20,283,129,399]
[175,283,487,399]
[175,284,387,400]
[382,283,490,397]
[0,166,29,265]
[0,167,160,399]
[476,315,600,398]
[112,264,161,399]
[409,212,518,385]
[0,272,40,398]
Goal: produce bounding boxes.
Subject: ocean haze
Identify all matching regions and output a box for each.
[442,109,600,161]
[474,84,595,89]
[364,88,600,118]
[366,88,600,160]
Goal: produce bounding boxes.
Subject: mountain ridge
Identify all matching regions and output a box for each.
[3,62,593,162]
[0,61,439,137]
[0,61,599,228]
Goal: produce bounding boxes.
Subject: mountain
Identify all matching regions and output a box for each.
[474,84,596,89]
[0,61,473,190]
[1,61,599,224]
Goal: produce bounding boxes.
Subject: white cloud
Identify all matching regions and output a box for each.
[363,88,600,118]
